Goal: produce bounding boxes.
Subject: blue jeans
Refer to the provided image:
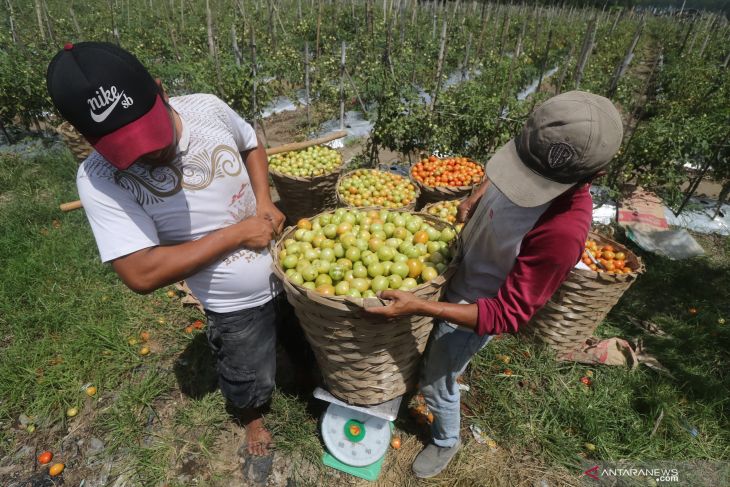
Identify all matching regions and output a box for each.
[420,321,493,447]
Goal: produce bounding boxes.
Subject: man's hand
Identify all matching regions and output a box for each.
[364,290,425,320]
[256,201,285,235]
[456,195,479,223]
[237,215,276,250]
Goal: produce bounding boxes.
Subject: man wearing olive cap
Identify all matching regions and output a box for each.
[368,91,623,478]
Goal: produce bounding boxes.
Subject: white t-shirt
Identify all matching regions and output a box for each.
[77,94,279,313]
[446,184,550,305]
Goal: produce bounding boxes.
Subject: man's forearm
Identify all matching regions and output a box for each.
[112,220,254,294]
[243,139,273,205]
[416,300,479,330]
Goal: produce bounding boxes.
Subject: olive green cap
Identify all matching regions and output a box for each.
[486,90,623,207]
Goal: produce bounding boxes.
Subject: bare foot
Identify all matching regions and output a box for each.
[243,416,274,456]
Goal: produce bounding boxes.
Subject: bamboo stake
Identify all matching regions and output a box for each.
[554,42,575,95]
[574,17,597,90]
[34,0,46,43]
[6,0,18,44]
[232,23,242,67]
[339,41,346,131]
[430,19,448,112]
[536,30,553,95]
[304,41,311,131]
[607,20,644,99]
[69,6,82,40]
[315,0,322,58]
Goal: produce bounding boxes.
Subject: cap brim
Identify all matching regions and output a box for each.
[485,139,575,207]
[87,95,172,170]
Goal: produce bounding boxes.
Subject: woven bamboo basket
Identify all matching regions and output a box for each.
[336,169,420,211]
[421,198,466,226]
[410,158,482,209]
[56,121,93,162]
[269,165,342,224]
[272,208,460,406]
[522,232,645,354]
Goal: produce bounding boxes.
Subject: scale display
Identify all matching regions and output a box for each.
[321,403,391,467]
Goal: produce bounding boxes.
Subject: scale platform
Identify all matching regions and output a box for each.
[315,387,403,481]
[313,387,403,421]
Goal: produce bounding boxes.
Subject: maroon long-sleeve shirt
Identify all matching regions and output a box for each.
[474,185,592,336]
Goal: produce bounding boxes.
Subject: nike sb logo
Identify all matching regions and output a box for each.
[87,85,133,123]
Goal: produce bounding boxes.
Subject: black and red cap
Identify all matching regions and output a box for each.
[46,42,172,170]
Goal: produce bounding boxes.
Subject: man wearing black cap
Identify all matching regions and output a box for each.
[47,42,300,458]
[367,91,623,478]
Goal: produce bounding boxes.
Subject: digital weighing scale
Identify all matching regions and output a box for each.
[314,387,403,481]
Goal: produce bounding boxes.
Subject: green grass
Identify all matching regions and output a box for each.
[1,137,728,485]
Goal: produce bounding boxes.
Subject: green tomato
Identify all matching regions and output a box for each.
[304,248,319,261]
[329,265,345,282]
[345,247,361,262]
[362,253,379,267]
[336,258,353,270]
[406,219,421,234]
[391,261,409,278]
[426,226,442,241]
[368,238,384,252]
[282,255,299,269]
[296,259,312,273]
[320,248,336,262]
[362,290,376,298]
[378,245,396,262]
[383,222,395,237]
[335,280,350,296]
[426,241,441,254]
[315,274,333,287]
[400,278,418,291]
[440,228,456,242]
[323,224,337,239]
[346,288,362,298]
[289,272,304,286]
[394,253,409,263]
[371,276,389,292]
[333,243,345,258]
[353,264,368,278]
[314,259,331,274]
[388,274,403,289]
[351,277,370,292]
[302,281,316,290]
[421,266,438,282]
[301,266,318,282]
[381,261,393,276]
[368,262,385,278]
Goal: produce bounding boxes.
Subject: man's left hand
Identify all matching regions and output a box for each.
[364,290,423,320]
[257,202,285,235]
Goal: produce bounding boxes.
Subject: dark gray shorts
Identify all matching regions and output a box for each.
[205,293,294,409]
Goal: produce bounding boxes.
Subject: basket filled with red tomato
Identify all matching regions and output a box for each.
[410,155,484,208]
[523,232,645,355]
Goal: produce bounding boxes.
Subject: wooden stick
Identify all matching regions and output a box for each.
[59,131,349,212]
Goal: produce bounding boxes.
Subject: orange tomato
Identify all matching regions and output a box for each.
[390,437,402,449]
[613,260,625,270]
[413,231,429,244]
[49,463,65,476]
[614,252,625,260]
[602,251,616,260]
[602,245,614,253]
[38,451,53,465]
[139,331,150,342]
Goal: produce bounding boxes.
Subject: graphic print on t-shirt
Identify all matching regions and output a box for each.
[86,144,246,206]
